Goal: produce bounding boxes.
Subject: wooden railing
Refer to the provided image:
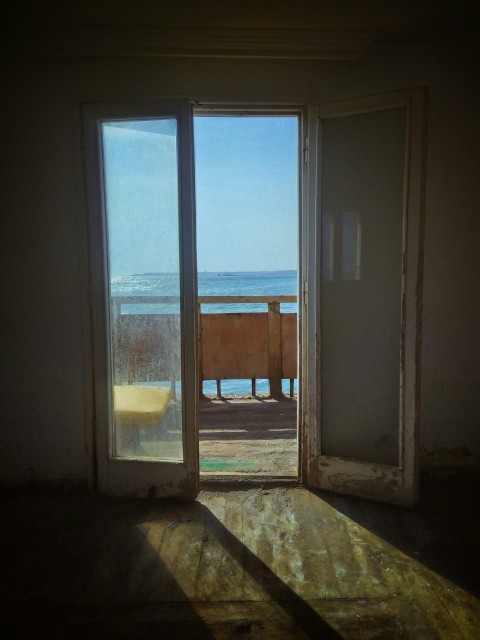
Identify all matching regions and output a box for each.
[198,296,296,398]
[111,295,297,398]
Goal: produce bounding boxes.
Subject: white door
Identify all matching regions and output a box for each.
[304,89,426,506]
[84,100,198,498]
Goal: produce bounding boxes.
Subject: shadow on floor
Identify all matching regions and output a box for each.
[2,494,341,640]
[316,469,480,598]
[199,397,297,441]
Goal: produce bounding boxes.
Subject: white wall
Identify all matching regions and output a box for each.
[1,53,478,483]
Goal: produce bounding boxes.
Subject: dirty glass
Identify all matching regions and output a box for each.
[102,119,183,460]
[320,108,407,466]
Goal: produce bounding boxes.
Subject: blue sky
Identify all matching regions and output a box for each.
[194,116,299,272]
[103,116,299,277]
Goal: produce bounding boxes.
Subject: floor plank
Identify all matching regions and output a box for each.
[2,476,480,639]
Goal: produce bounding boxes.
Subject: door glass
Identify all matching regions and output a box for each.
[320,108,406,465]
[102,119,183,461]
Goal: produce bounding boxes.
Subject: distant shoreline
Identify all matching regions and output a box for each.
[134,269,297,277]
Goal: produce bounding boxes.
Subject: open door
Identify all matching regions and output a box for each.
[305,89,426,506]
[84,100,198,498]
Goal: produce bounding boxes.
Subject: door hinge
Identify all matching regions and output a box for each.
[303,136,309,164]
[303,280,308,306]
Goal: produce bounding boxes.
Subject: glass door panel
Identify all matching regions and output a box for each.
[320,108,406,466]
[306,89,425,506]
[102,119,183,461]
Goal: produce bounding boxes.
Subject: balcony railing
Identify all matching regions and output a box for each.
[111,295,297,399]
[198,295,296,398]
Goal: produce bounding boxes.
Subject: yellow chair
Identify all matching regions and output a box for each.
[111,312,179,455]
[114,384,172,455]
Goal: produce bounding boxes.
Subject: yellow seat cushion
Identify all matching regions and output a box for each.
[113,385,171,427]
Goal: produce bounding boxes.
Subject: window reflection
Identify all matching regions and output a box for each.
[342,211,361,281]
[322,210,361,281]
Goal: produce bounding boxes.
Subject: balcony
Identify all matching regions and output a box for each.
[111,295,298,475]
[112,295,297,396]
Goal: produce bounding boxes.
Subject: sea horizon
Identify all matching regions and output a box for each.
[112,269,298,396]
[133,268,297,276]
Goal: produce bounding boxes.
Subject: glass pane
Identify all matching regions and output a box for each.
[102,119,183,460]
[320,108,406,466]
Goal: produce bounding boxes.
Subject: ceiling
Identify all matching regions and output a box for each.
[1,1,478,61]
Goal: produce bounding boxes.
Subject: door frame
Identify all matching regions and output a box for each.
[83,92,424,501]
[193,104,309,481]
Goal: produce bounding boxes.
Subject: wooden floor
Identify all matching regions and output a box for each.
[199,397,297,476]
[2,474,479,639]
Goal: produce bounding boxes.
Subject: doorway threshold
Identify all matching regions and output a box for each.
[200,474,302,491]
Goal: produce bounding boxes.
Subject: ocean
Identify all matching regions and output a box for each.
[112,270,298,396]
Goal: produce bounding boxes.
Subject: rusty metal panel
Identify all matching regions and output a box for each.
[281,313,297,379]
[201,313,269,379]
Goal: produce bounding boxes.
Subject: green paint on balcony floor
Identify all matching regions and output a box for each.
[200,459,255,470]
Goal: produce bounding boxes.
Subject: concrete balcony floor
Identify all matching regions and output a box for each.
[199,396,298,477]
